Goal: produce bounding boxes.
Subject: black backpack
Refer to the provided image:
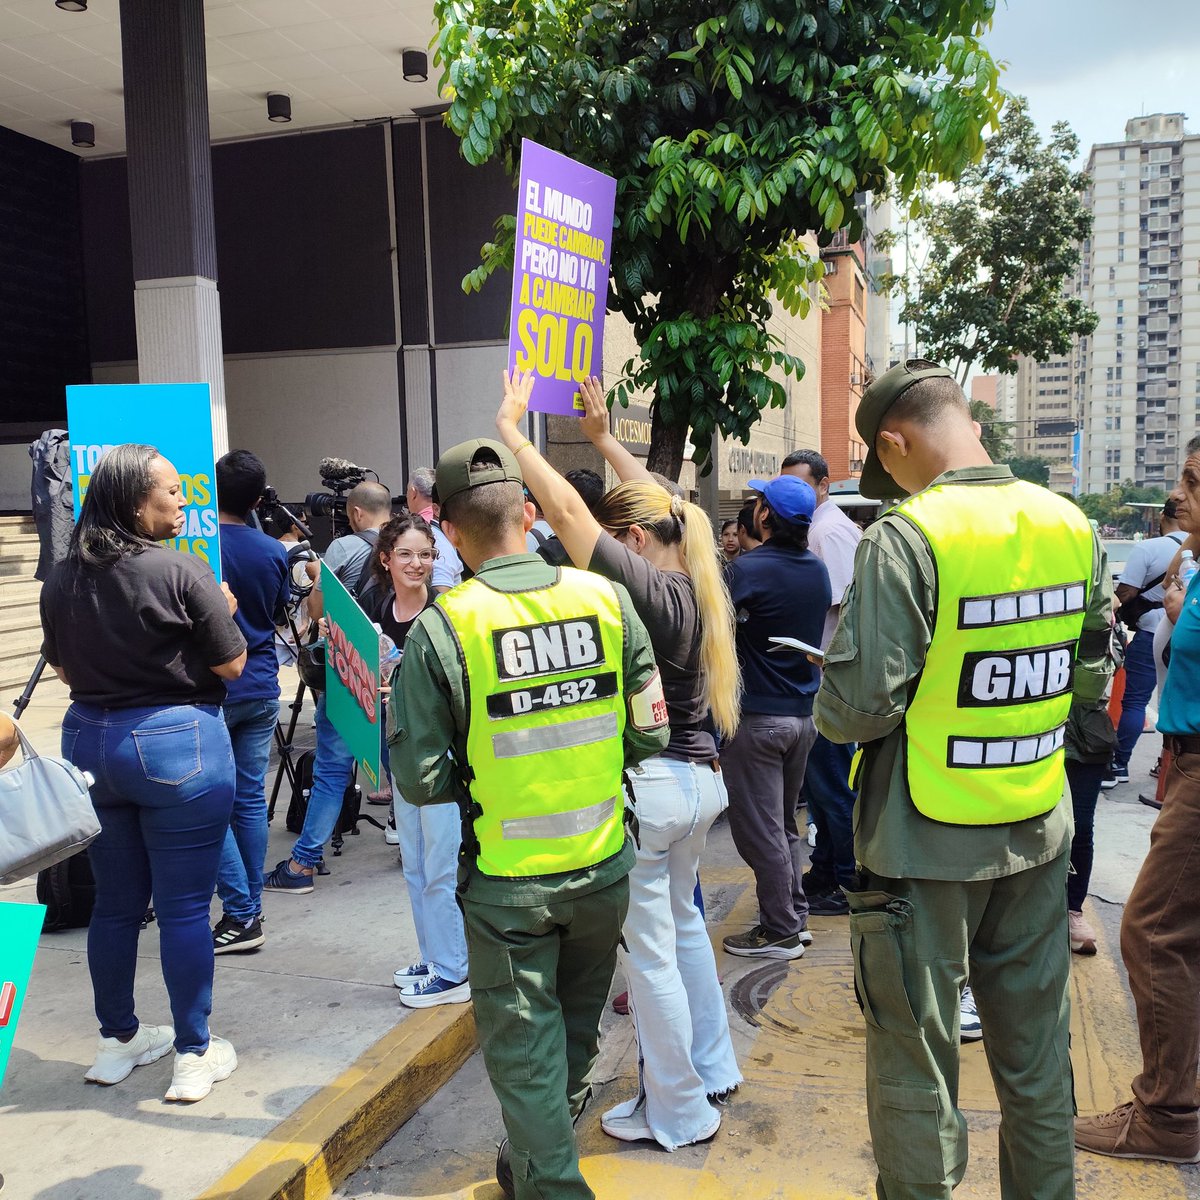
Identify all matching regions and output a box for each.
[37,851,96,931]
[284,748,364,840]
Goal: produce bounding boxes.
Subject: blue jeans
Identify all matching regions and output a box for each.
[1115,629,1157,771]
[291,695,354,869]
[799,733,857,888]
[393,792,468,981]
[62,703,235,1055]
[1066,759,1106,912]
[217,698,279,922]
[619,756,742,1148]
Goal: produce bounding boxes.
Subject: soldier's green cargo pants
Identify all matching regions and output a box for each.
[463,875,629,1200]
[846,852,1074,1200]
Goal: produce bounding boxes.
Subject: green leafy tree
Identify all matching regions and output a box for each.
[898,97,1098,384]
[1006,454,1052,486]
[1075,482,1166,536]
[436,0,1005,478]
[969,397,1012,460]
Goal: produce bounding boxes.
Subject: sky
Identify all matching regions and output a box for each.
[985,0,1200,158]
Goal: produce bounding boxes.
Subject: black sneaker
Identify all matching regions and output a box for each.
[496,1138,514,1199]
[722,924,805,960]
[1101,768,1130,790]
[807,887,851,916]
[213,914,265,955]
[801,867,837,894]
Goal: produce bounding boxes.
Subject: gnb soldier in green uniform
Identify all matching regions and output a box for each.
[389,436,669,1200]
[815,362,1112,1200]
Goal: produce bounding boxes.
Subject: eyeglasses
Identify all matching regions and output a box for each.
[389,549,438,564]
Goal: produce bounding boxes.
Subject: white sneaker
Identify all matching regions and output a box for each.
[960,985,983,1042]
[806,822,818,848]
[84,1023,175,1085]
[165,1035,238,1102]
[601,1096,721,1147]
[384,822,399,846]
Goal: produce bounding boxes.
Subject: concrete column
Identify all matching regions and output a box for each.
[118,0,227,453]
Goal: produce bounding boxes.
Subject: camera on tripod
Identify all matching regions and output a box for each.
[304,457,377,539]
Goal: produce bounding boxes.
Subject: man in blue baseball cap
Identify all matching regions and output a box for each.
[720,474,832,959]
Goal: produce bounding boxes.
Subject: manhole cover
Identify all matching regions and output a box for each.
[730,962,790,1026]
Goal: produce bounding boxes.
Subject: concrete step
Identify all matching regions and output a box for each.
[0,553,38,579]
[0,605,41,636]
[0,627,42,662]
[0,579,42,607]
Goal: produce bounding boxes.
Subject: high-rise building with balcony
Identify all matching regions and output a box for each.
[1077,114,1200,493]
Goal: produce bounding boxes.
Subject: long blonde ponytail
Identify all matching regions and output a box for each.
[594,482,742,738]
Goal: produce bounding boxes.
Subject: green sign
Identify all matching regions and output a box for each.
[0,902,46,1090]
[321,563,382,791]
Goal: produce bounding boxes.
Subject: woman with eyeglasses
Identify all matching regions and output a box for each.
[368,515,471,1008]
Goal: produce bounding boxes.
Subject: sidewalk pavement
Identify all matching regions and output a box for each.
[1,673,475,1200]
[1,673,1181,1200]
[341,739,1190,1200]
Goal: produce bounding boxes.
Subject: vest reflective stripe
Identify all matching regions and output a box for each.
[492,712,620,758]
[959,583,1087,628]
[502,796,619,840]
[948,725,1066,768]
[436,568,628,877]
[897,479,1094,825]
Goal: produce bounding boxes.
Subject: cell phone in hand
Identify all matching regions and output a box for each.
[768,636,825,664]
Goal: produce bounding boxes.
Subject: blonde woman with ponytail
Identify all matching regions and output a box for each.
[497,370,743,1152]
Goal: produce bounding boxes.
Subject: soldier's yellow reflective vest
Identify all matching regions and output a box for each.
[435,568,629,876]
[894,478,1095,825]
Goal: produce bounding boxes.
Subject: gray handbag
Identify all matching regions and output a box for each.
[0,719,100,885]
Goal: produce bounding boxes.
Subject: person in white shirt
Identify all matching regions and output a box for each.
[1110,501,1186,786]
[406,468,463,593]
[781,450,862,915]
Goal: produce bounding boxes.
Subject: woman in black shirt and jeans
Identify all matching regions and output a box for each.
[496,371,743,1151]
[366,515,470,1007]
[40,444,246,1103]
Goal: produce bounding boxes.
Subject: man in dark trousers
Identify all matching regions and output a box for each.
[720,474,831,960]
[389,434,668,1200]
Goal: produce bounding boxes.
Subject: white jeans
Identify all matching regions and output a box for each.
[618,755,742,1149]
[394,796,468,982]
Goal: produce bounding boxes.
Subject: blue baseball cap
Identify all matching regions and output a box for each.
[748,476,816,527]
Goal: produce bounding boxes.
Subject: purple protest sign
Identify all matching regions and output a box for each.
[508,139,617,417]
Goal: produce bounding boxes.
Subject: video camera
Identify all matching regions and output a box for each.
[304,457,379,540]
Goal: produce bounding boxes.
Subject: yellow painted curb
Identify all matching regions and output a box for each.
[196,1005,477,1200]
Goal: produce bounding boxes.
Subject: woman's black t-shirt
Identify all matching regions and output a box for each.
[368,586,435,655]
[588,532,716,762]
[39,547,246,708]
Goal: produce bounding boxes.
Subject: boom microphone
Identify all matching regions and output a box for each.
[319,456,364,481]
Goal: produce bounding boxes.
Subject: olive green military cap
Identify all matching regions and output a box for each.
[855,359,956,499]
[434,438,524,509]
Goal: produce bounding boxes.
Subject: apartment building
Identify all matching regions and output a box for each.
[1077,113,1200,493]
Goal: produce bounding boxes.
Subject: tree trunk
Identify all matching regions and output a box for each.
[646,407,688,481]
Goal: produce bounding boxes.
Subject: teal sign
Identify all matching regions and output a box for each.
[66,382,223,581]
[321,564,382,791]
[0,902,46,1089]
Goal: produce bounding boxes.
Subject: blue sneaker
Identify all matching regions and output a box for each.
[393,962,430,988]
[398,970,471,1009]
[262,860,314,894]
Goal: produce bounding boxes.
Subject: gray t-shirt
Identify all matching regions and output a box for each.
[589,532,716,761]
[315,531,375,595]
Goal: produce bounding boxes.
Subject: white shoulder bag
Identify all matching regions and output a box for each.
[0,718,99,885]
